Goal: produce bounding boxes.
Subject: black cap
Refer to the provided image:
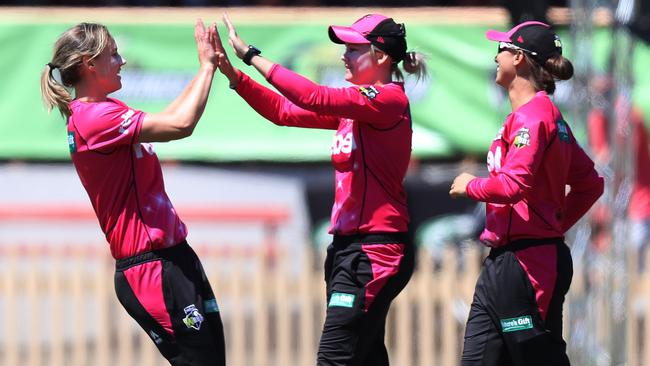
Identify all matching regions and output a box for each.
[328,14,407,63]
[486,21,562,64]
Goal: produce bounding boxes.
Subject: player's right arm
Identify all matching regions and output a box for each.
[234,71,339,129]
[139,19,218,143]
[214,18,338,130]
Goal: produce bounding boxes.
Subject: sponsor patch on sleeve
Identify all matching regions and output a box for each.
[359,86,379,100]
[513,127,531,148]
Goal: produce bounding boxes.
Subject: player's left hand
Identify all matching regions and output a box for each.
[450,172,476,199]
[222,13,249,60]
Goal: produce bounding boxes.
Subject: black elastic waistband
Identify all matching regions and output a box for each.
[489,237,565,257]
[115,240,188,272]
[333,232,410,246]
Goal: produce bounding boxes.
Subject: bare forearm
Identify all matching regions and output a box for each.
[250,55,274,79]
[172,65,215,130]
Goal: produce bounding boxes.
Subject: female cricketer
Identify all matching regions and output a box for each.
[40,20,226,365]
[214,13,425,366]
[450,21,604,365]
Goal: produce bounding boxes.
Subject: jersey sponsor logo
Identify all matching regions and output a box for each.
[134,142,156,159]
[67,131,76,153]
[331,132,355,155]
[500,315,534,332]
[556,119,570,142]
[513,127,531,148]
[182,304,204,330]
[487,146,503,173]
[328,292,355,308]
[118,109,136,134]
[359,86,379,100]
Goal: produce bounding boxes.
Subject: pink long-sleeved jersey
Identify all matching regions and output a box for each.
[235,65,412,235]
[467,91,604,247]
[67,98,187,259]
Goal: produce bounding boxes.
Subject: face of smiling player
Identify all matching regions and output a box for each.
[494,44,519,89]
[90,38,127,95]
[341,43,390,85]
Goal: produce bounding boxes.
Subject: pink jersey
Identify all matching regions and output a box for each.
[235,65,411,235]
[67,98,187,259]
[467,91,604,247]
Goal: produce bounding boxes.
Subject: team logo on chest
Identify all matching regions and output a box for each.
[513,127,531,148]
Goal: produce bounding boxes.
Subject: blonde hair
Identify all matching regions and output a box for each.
[40,23,112,120]
[392,51,428,83]
[369,45,428,83]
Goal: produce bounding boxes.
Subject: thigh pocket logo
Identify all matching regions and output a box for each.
[182,304,204,330]
[329,292,355,308]
[500,315,533,332]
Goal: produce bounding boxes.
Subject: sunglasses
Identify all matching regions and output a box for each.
[497,41,538,57]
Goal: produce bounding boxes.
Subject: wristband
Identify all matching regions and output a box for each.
[242,45,261,66]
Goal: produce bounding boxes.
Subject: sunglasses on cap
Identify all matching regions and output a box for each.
[497,41,538,57]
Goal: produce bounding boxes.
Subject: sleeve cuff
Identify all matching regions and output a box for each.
[231,69,245,91]
[265,63,280,82]
[466,178,478,199]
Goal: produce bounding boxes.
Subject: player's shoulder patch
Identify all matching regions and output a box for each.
[359,85,380,100]
[67,131,76,153]
[556,118,571,143]
[513,126,531,148]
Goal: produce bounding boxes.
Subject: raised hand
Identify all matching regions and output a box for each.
[194,18,218,69]
[222,13,249,60]
[211,17,239,87]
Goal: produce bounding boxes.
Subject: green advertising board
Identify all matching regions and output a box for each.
[2,20,649,162]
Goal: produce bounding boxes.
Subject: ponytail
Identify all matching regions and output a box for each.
[545,55,573,81]
[525,54,574,95]
[40,63,73,119]
[392,51,428,83]
[39,22,112,121]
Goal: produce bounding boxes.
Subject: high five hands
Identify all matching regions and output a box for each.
[194,19,219,70]
[208,13,251,88]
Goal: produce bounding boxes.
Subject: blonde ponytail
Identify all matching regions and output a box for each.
[40,63,73,119]
[392,51,428,83]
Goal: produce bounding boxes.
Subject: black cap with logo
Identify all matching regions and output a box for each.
[328,14,407,63]
[486,21,562,64]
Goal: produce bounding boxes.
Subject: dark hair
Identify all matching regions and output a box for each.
[524,53,574,94]
[40,23,112,119]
